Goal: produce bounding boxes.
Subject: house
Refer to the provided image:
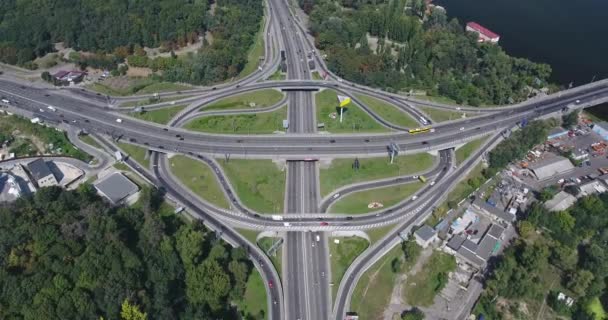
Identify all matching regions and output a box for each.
[472,199,517,223]
[544,191,577,212]
[94,173,139,204]
[26,158,58,188]
[528,156,575,180]
[593,122,608,140]
[414,225,437,248]
[466,22,500,43]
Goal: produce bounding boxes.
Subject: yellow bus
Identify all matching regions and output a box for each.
[419,175,427,183]
[409,127,432,134]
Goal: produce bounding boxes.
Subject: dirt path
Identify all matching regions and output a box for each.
[383,246,435,320]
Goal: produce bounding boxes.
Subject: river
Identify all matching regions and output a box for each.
[434,0,608,87]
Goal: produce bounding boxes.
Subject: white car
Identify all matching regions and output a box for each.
[430,181,436,186]
[412,175,419,179]
[47,105,56,112]
[557,178,565,184]
[460,127,465,131]
[412,195,418,200]
[116,118,123,123]
[575,99,581,104]
[1,98,10,104]
[332,193,340,199]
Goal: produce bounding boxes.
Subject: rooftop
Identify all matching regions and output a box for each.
[466,22,500,39]
[26,158,53,181]
[579,180,607,197]
[94,173,139,204]
[414,225,436,241]
[529,156,575,180]
[545,191,577,212]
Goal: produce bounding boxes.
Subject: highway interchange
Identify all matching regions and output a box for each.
[2,0,608,318]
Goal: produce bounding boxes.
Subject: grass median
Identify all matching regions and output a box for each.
[355,94,418,128]
[316,89,388,133]
[320,153,435,196]
[201,89,284,111]
[455,136,488,164]
[419,106,466,123]
[184,106,287,134]
[329,182,423,214]
[237,15,265,79]
[87,79,191,96]
[218,159,285,213]
[117,142,150,168]
[330,237,369,299]
[130,105,185,124]
[168,155,230,209]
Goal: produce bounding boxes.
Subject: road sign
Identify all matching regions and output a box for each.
[337,95,351,107]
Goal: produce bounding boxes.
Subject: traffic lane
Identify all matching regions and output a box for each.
[3,82,606,151]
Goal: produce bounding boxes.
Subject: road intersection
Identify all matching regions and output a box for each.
[1,0,608,318]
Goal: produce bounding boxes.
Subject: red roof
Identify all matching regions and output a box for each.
[466,22,499,39]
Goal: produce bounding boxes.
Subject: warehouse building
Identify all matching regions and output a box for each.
[544,191,577,212]
[529,156,575,181]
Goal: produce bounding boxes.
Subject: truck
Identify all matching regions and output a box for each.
[419,175,427,183]
[271,215,284,221]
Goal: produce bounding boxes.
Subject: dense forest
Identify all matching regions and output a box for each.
[0,186,260,319]
[0,0,264,85]
[300,0,552,105]
[475,193,608,319]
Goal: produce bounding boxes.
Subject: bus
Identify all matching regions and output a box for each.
[409,127,433,134]
[419,175,427,183]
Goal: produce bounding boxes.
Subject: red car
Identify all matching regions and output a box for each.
[268,281,274,288]
[320,222,329,226]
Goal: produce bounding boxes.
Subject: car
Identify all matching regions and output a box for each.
[163,128,169,131]
[459,127,465,131]
[586,160,592,166]
[332,193,340,199]
[575,99,581,104]
[557,178,565,184]
[430,181,436,186]
[422,141,428,145]
[412,195,418,200]
[329,139,336,143]
[412,175,419,179]
[268,281,274,288]
[116,118,123,123]
[320,222,329,226]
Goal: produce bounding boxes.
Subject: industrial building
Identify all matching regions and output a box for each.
[26,158,58,188]
[94,172,139,204]
[446,224,504,269]
[528,156,575,180]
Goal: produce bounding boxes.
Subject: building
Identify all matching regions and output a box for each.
[0,172,23,202]
[593,122,608,140]
[53,70,87,84]
[414,225,437,248]
[529,156,575,180]
[94,173,139,204]
[466,22,500,43]
[578,180,607,197]
[547,127,569,140]
[472,199,517,223]
[544,191,577,212]
[446,224,504,269]
[26,158,58,188]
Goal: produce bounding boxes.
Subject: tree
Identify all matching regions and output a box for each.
[401,307,425,320]
[562,111,579,129]
[41,71,52,83]
[121,299,147,320]
[566,269,594,297]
